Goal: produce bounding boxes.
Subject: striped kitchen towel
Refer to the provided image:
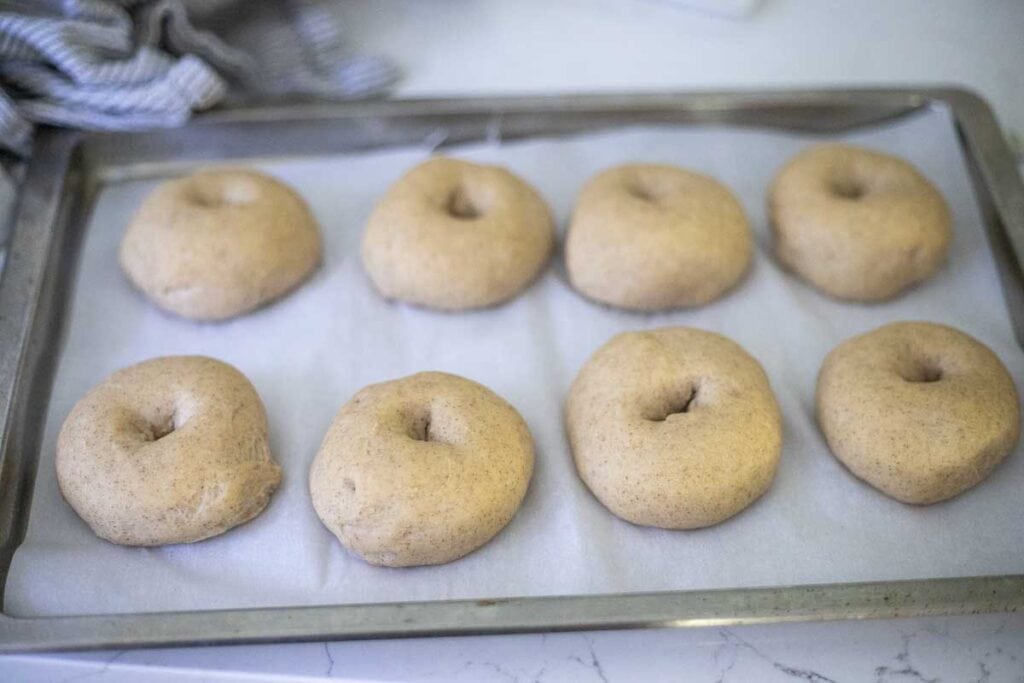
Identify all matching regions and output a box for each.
[0,0,399,156]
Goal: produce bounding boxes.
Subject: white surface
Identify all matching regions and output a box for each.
[6,0,1024,678]
[344,0,1024,142]
[4,615,1024,681]
[655,0,762,20]
[9,108,1024,618]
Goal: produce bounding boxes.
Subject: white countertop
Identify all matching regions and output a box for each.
[4,1,1024,680]
[5,614,1024,682]
[347,0,1024,138]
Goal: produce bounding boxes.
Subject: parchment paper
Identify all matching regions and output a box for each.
[7,107,1023,617]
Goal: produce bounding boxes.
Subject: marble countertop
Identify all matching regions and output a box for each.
[3,1,1023,680]
[4,614,1023,681]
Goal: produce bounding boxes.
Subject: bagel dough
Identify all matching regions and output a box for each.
[817,321,1019,504]
[565,164,752,310]
[310,371,535,566]
[56,355,282,546]
[769,144,951,301]
[566,327,783,529]
[361,157,554,310]
[120,168,322,321]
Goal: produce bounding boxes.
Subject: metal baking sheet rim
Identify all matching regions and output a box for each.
[0,87,1021,652]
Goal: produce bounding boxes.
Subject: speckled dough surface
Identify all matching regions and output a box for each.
[817,321,1020,504]
[361,157,554,310]
[566,327,783,529]
[120,168,322,321]
[309,371,535,567]
[56,356,282,546]
[769,144,951,301]
[566,164,752,310]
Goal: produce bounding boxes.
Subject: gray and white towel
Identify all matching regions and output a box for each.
[0,0,399,156]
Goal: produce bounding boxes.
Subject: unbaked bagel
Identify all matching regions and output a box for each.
[565,164,752,310]
[120,167,322,321]
[56,356,282,546]
[309,371,534,566]
[566,327,782,529]
[769,144,951,301]
[361,157,554,310]
[817,321,1019,504]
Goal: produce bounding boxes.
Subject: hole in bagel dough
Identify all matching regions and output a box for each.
[445,186,482,220]
[188,178,260,208]
[136,413,175,442]
[406,410,433,442]
[646,384,700,422]
[828,177,866,200]
[627,182,663,205]
[899,361,943,383]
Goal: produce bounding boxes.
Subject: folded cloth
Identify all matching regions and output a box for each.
[0,0,399,155]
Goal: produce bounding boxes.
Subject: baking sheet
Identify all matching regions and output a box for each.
[7,106,1023,618]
